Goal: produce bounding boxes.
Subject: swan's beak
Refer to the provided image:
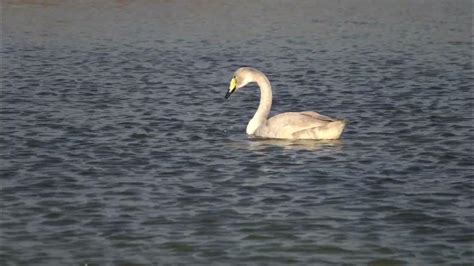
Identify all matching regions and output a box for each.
[225,77,237,99]
[225,90,233,99]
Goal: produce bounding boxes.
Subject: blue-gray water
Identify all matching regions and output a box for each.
[1,1,473,265]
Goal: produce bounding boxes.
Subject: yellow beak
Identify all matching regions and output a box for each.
[225,77,237,99]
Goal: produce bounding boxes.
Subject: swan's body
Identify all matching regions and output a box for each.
[225,67,346,140]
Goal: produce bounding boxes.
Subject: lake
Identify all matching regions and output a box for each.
[1,0,472,264]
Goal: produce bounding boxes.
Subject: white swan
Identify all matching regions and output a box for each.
[225,67,346,140]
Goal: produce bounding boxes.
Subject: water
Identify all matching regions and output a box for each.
[1,1,472,265]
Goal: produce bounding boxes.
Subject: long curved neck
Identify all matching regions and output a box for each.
[253,73,272,121]
[246,71,272,135]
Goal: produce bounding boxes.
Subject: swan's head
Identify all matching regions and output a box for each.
[225,67,258,99]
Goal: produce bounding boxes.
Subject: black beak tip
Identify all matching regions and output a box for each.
[224,91,231,99]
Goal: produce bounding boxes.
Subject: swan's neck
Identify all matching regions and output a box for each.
[254,74,272,120]
[246,72,272,135]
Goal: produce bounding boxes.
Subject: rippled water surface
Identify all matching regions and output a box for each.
[1,1,473,265]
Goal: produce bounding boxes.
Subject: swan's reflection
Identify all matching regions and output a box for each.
[246,138,344,151]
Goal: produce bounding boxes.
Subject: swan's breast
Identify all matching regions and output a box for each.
[246,118,262,135]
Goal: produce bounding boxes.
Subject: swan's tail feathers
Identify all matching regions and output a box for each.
[338,119,347,127]
[292,119,347,140]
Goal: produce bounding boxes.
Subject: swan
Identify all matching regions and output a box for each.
[225,67,346,140]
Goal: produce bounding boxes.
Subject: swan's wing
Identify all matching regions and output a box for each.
[267,112,332,129]
[257,112,345,140]
[300,111,335,122]
[291,119,346,140]
[262,112,331,138]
